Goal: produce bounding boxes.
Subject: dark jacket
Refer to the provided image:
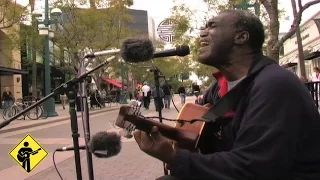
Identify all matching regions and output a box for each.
[169,61,320,179]
[178,86,186,94]
[162,84,171,95]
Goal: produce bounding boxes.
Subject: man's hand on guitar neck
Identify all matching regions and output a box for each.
[133,126,176,165]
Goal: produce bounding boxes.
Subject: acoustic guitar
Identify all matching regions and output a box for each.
[17,148,42,162]
[116,103,211,152]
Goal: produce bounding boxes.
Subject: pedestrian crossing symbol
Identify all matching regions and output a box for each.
[9,134,48,173]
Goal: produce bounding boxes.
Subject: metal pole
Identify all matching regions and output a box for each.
[118,17,127,104]
[120,61,127,104]
[43,0,58,117]
[79,60,95,180]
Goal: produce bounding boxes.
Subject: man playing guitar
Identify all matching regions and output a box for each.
[17,142,41,173]
[133,10,320,179]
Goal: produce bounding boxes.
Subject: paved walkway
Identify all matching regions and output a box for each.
[0,103,120,133]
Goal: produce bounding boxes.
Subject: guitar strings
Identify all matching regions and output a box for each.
[143,116,207,124]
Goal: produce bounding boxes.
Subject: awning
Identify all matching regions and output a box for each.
[281,63,297,68]
[305,50,320,60]
[101,77,122,88]
[0,66,28,75]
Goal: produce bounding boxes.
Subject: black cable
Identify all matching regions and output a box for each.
[53,150,64,180]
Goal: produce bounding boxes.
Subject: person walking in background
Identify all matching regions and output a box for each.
[178,85,186,105]
[162,82,171,109]
[141,82,151,109]
[311,67,320,82]
[60,92,67,109]
[2,87,14,109]
[192,83,200,98]
[151,86,164,112]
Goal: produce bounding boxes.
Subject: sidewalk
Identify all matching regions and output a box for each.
[0,95,195,134]
[0,104,120,134]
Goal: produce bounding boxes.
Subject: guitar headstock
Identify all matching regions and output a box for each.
[115,106,139,137]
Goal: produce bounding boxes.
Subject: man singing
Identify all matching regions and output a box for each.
[133,10,320,180]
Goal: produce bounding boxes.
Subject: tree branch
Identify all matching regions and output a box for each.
[273,0,320,50]
[259,0,272,15]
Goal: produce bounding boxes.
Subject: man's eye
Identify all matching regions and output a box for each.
[207,23,216,28]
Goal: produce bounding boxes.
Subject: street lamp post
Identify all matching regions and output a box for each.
[33,3,62,117]
[233,0,260,15]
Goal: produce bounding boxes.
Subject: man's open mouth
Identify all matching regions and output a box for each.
[200,42,209,47]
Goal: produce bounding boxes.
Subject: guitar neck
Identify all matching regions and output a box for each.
[124,115,199,148]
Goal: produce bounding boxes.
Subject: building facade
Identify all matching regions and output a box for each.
[279,11,320,78]
[0,23,27,103]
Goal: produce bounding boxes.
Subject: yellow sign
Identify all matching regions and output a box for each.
[9,134,48,173]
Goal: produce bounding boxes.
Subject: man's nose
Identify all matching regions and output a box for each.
[199,28,208,38]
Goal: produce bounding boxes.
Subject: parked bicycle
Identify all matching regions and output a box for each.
[2,99,41,120]
[24,96,48,119]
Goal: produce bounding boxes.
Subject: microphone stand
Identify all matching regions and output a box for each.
[78,58,94,180]
[0,56,114,180]
[67,87,83,180]
[150,65,169,175]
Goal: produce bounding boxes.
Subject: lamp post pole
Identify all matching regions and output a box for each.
[233,0,260,16]
[42,0,58,117]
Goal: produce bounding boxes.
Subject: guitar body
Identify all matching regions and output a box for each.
[17,148,41,162]
[173,103,210,153]
[17,153,25,162]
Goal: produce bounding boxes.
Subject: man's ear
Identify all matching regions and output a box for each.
[234,31,250,45]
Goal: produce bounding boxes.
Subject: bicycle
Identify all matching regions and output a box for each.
[2,99,41,120]
[25,96,48,119]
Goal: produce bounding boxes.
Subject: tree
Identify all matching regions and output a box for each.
[0,0,28,30]
[171,0,320,64]
[290,0,306,79]
[11,0,136,92]
[261,0,320,61]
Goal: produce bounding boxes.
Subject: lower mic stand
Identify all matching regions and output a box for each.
[78,60,94,180]
[150,65,169,175]
[68,88,83,180]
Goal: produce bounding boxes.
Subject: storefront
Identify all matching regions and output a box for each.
[0,66,28,107]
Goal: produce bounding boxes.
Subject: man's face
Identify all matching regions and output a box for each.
[198,12,237,66]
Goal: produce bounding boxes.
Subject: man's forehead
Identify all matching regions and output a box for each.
[208,12,234,23]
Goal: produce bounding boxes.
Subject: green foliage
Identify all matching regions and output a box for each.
[0,0,28,30]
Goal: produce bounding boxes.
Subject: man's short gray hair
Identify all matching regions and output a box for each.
[221,9,265,51]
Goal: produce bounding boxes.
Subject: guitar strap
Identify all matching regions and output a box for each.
[201,53,276,122]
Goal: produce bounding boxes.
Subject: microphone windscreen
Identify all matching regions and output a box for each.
[88,131,121,158]
[120,37,154,63]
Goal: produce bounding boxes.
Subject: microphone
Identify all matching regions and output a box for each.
[84,37,154,60]
[84,49,120,58]
[153,45,190,59]
[120,37,155,63]
[121,39,190,62]
[55,131,121,158]
[89,131,122,158]
[55,145,86,151]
